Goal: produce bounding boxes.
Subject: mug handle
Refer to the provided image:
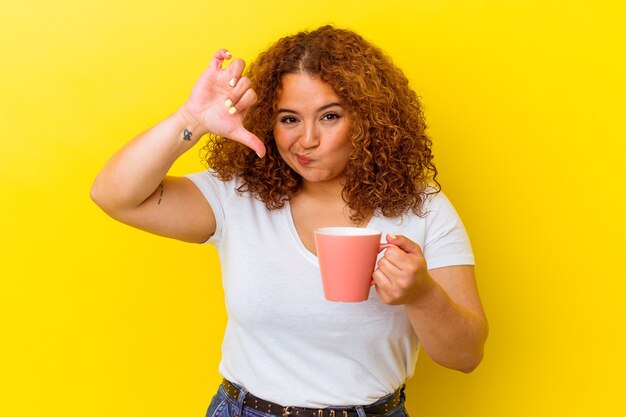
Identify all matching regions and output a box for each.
[371,243,399,286]
[379,243,396,252]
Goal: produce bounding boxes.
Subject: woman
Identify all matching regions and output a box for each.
[91,25,487,417]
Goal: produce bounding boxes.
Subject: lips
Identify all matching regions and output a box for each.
[296,154,313,166]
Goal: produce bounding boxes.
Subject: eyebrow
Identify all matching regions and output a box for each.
[276,102,342,114]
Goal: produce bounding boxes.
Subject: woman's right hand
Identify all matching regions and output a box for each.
[181,49,266,157]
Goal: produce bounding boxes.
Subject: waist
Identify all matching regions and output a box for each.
[221,379,404,417]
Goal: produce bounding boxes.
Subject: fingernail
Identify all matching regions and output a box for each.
[228,106,237,115]
[256,151,262,158]
[229,78,237,87]
[224,99,233,108]
[388,234,397,239]
[225,50,231,57]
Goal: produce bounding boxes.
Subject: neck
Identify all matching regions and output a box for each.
[299,177,345,202]
[295,177,369,227]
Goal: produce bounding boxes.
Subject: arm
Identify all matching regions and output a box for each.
[90,108,216,243]
[373,236,488,373]
[90,49,265,242]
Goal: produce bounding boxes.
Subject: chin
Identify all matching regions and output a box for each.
[301,173,342,185]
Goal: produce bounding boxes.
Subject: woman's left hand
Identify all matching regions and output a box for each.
[372,234,434,305]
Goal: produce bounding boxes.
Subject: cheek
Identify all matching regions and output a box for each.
[334,127,353,155]
[273,127,294,150]
[329,138,353,170]
[272,133,286,155]
[273,131,295,163]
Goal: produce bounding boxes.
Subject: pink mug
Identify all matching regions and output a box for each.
[314,227,395,302]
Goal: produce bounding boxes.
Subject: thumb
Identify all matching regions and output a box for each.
[385,234,424,257]
[230,126,266,158]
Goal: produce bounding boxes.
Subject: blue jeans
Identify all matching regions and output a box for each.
[205,382,409,417]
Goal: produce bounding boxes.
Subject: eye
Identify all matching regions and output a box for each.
[321,112,341,121]
[280,115,299,124]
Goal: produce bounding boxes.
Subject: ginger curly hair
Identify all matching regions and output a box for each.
[202,25,440,223]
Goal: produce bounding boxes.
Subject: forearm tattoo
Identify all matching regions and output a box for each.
[183,128,192,141]
[157,181,164,205]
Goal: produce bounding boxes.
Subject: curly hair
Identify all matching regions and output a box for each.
[202,25,440,223]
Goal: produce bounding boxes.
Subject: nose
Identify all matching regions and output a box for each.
[299,122,320,149]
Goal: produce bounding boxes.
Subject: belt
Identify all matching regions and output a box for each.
[221,379,403,417]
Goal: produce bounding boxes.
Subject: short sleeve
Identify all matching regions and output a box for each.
[422,192,475,269]
[185,170,226,245]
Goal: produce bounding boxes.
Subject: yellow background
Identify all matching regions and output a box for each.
[1,1,624,416]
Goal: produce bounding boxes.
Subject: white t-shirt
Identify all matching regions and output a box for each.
[187,170,474,407]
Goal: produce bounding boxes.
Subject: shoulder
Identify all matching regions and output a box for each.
[186,170,243,198]
[186,169,238,184]
[424,189,454,213]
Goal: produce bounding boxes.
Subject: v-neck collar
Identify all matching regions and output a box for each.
[283,200,378,266]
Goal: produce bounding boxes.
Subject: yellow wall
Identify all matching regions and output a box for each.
[1,1,624,416]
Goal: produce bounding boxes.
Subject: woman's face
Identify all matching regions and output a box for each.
[273,72,352,187]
